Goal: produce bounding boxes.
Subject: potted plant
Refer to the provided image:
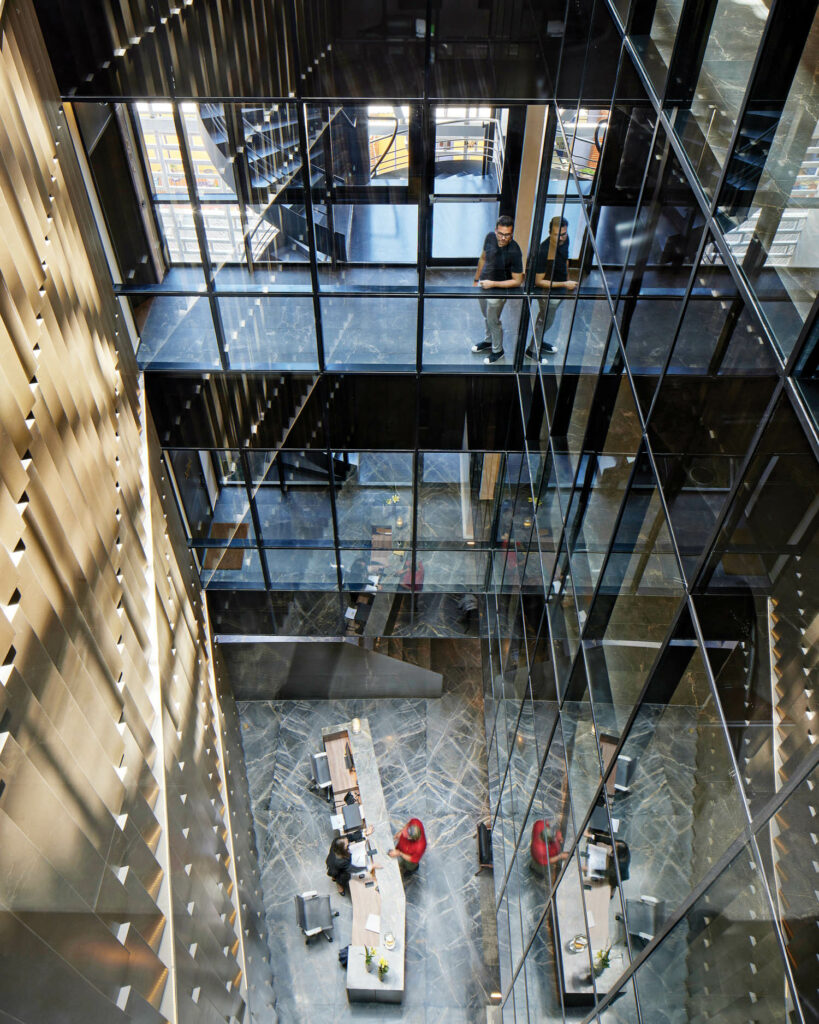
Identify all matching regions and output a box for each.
[364,946,375,972]
[377,957,389,981]
[593,945,612,978]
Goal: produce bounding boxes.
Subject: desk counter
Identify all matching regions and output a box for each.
[322,718,406,1003]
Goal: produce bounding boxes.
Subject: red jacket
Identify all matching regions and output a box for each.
[531,819,562,866]
[396,819,427,863]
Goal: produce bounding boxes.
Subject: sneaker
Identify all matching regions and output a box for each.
[540,343,558,355]
[484,350,505,364]
[525,346,537,359]
[472,340,492,353]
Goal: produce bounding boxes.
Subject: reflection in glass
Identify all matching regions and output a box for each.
[583,448,685,721]
[718,11,819,360]
[219,295,318,368]
[610,617,748,938]
[321,296,417,367]
[670,0,770,199]
[245,450,334,544]
[264,548,339,590]
[423,296,524,370]
[132,294,221,369]
[755,763,819,1020]
[628,840,789,1024]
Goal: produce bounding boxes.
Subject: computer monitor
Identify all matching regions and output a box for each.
[343,800,363,832]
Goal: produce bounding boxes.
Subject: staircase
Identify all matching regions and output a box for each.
[198,104,349,261]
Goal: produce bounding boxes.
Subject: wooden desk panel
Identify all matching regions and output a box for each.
[349,877,382,946]
[324,733,358,794]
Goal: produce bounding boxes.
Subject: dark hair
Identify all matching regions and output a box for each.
[407,824,421,841]
[549,216,569,231]
[332,838,348,856]
[496,215,514,229]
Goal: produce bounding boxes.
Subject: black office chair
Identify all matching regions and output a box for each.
[294,891,339,944]
[308,751,333,802]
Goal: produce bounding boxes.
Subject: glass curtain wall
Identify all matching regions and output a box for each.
[486,4,818,1022]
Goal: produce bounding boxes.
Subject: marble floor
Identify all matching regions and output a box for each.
[238,648,500,1023]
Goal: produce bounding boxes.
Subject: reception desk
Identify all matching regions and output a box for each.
[322,719,406,1003]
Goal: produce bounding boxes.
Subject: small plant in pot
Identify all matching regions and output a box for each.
[593,945,612,978]
[377,957,389,980]
[364,946,375,971]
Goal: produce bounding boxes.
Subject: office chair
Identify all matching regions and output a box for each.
[294,891,339,944]
[308,751,332,802]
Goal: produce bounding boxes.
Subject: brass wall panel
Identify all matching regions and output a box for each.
[0,2,273,1021]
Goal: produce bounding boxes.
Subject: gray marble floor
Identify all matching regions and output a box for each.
[238,653,500,1023]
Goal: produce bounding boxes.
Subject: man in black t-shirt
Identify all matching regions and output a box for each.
[525,215,577,360]
[472,215,524,364]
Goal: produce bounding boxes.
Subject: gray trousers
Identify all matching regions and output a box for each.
[478,296,507,354]
[534,296,563,346]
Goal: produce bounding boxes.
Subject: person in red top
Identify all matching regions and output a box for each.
[389,818,427,873]
[530,819,568,877]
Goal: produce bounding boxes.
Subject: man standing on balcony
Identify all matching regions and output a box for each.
[472,215,524,364]
[526,215,577,360]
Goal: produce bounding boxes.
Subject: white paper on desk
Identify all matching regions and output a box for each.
[368,575,379,585]
[331,814,344,831]
[587,910,596,928]
[365,914,380,935]
[364,584,378,593]
[344,606,357,619]
[612,817,620,832]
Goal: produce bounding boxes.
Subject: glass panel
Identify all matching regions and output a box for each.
[548,543,581,698]
[416,451,490,545]
[431,200,500,260]
[217,295,318,369]
[583,448,686,722]
[167,449,249,542]
[552,850,598,1009]
[434,106,504,195]
[135,103,187,198]
[334,452,412,548]
[314,203,418,268]
[263,548,339,590]
[696,395,819,819]
[131,294,221,370]
[156,203,202,264]
[631,0,685,94]
[245,450,334,545]
[596,977,639,1024]
[617,130,707,409]
[420,549,489,593]
[308,104,411,187]
[180,104,237,198]
[321,296,417,368]
[669,0,771,199]
[629,839,790,1024]
[564,377,643,613]
[520,725,575,952]
[200,546,264,588]
[562,675,604,833]
[756,763,819,1021]
[525,905,566,1023]
[200,204,247,265]
[423,295,523,370]
[647,237,778,581]
[718,11,819,360]
[612,615,748,935]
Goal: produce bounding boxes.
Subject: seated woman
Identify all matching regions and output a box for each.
[325,837,352,894]
[530,819,568,877]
